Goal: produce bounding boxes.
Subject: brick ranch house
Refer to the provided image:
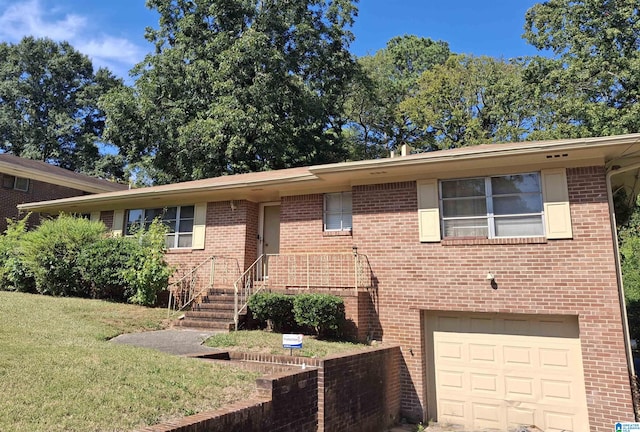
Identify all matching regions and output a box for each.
[19,133,640,431]
[0,153,126,232]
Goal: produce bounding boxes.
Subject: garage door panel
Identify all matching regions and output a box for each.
[541,378,572,400]
[469,343,496,363]
[427,313,589,431]
[503,344,533,366]
[438,369,464,390]
[472,402,502,427]
[539,347,570,368]
[439,399,466,420]
[505,376,535,399]
[470,373,498,393]
[437,340,464,360]
[507,406,536,425]
[545,410,575,432]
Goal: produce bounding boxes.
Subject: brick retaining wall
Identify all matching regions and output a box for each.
[137,345,401,432]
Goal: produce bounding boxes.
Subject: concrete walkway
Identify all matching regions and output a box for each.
[111,329,223,356]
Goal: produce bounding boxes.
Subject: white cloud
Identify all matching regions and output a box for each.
[76,36,145,76]
[0,0,145,79]
[0,0,86,41]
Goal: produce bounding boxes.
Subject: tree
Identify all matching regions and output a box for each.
[0,37,125,179]
[400,54,536,149]
[102,0,359,185]
[344,35,450,158]
[523,0,640,137]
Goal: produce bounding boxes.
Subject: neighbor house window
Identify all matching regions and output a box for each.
[125,205,195,248]
[440,173,543,238]
[324,192,352,231]
[2,175,29,192]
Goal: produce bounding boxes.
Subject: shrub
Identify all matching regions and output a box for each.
[123,219,174,306]
[293,293,345,337]
[20,214,106,297]
[0,216,35,293]
[247,292,295,332]
[77,236,142,301]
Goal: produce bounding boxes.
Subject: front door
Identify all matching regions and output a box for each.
[262,204,280,256]
[259,204,280,278]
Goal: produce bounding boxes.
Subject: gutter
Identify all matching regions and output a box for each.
[606,162,640,418]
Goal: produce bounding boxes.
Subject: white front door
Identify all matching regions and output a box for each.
[262,204,280,256]
[258,203,280,278]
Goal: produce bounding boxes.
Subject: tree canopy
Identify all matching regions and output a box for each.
[101,0,359,185]
[400,55,537,149]
[344,35,450,158]
[523,0,640,138]
[0,37,124,179]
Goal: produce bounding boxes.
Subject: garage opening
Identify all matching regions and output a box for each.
[423,312,589,431]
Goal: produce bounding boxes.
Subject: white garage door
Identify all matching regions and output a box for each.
[425,313,589,432]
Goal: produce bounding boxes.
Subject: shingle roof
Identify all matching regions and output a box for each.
[0,153,127,192]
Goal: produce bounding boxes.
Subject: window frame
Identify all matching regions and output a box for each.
[2,175,29,192]
[323,191,353,232]
[125,205,195,249]
[439,172,545,239]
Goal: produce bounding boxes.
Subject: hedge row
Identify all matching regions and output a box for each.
[248,291,345,337]
[0,214,173,306]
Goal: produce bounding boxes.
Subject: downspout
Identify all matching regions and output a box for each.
[606,162,640,418]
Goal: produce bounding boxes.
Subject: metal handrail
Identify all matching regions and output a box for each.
[232,252,373,330]
[167,255,240,316]
[233,255,266,330]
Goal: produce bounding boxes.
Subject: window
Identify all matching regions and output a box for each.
[125,205,195,248]
[440,173,544,238]
[324,192,352,231]
[2,175,29,192]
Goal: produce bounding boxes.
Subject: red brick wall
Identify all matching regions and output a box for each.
[279,167,634,431]
[137,369,318,432]
[0,175,86,232]
[280,194,353,254]
[319,346,401,432]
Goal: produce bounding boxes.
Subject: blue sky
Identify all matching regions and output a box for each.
[0,0,543,80]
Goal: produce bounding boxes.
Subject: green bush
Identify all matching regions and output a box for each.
[247,292,295,332]
[293,293,345,337]
[77,236,142,301]
[123,219,174,306]
[0,216,35,292]
[20,214,106,297]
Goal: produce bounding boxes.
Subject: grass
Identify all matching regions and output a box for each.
[0,291,259,432]
[205,330,372,358]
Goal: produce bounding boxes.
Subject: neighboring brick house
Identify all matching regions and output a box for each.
[0,154,126,231]
[19,134,640,432]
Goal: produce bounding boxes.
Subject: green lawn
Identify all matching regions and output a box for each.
[206,330,372,358]
[0,292,259,432]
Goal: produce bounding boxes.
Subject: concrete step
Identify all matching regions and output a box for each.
[185,310,234,320]
[192,301,233,311]
[198,295,235,305]
[174,319,232,331]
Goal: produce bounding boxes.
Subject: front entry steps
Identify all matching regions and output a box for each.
[173,288,245,331]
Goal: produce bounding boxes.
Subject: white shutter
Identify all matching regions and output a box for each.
[541,168,573,239]
[191,202,207,250]
[112,210,124,237]
[89,212,100,222]
[417,179,441,242]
